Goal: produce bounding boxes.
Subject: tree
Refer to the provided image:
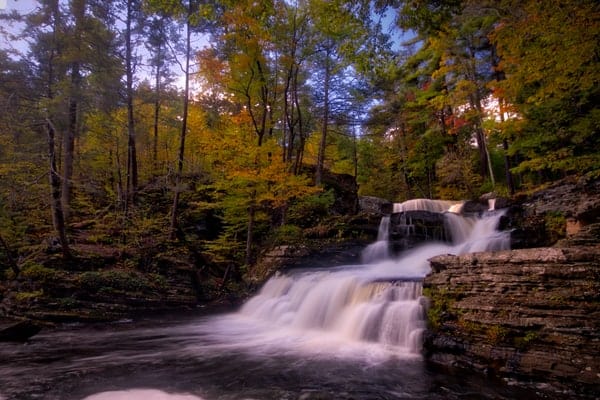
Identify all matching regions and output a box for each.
[490,0,600,179]
[144,13,178,169]
[124,0,141,209]
[308,0,368,185]
[218,0,279,147]
[21,0,72,258]
[146,0,215,239]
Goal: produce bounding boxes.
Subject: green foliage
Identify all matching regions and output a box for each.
[491,0,600,180]
[485,324,509,345]
[20,263,60,284]
[435,146,482,199]
[15,290,44,302]
[513,330,539,350]
[423,287,455,330]
[272,224,303,245]
[287,190,335,227]
[544,211,566,244]
[79,270,148,293]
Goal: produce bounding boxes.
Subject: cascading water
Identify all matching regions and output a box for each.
[0,198,532,400]
[233,199,511,357]
[361,215,391,263]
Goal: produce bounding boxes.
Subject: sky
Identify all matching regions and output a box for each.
[1,0,409,92]
[0,0,37,13]
[0,0,38,56]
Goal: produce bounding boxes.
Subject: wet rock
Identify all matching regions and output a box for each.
[389,210,448,252]
[496,177,600,248]
[0,318,42,342]
[461,200,488,213]
[358,196,392,215]
[424,246,600,398]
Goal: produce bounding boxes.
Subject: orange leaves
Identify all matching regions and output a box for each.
[195,47,230,94]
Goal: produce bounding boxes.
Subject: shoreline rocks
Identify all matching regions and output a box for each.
[423,245,600,398]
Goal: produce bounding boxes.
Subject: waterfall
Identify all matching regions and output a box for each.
[234,201,510,357]
[361,216,390,263]
[393,198,462,213]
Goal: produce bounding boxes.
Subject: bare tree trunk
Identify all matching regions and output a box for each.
[470,94,495,186]
[46,0,70,260]
[62,0,86,222]
[47,118,71,260]
[245,203,255,267]
[0,234,19,276]
[315,51,331,185]
[125,0,138,210]
[153,44,161,168]
[497,98,515,195]
[293,66,305,175]
[62,62,78,221]
[169,3,192,240]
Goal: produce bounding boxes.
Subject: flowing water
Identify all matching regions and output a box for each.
[0,201,548,400]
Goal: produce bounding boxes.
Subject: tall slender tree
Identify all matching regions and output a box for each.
[124,0,140,209]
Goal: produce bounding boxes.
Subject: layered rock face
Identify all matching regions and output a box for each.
[389,210,449,252]
[424,245,600,397]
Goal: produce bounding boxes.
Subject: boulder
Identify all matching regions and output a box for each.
[424,246,600,397]
[358,196,393,215]
[389,210,448,252]
[0,318,42,342]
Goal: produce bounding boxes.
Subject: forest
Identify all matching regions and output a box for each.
[0,0,598,299]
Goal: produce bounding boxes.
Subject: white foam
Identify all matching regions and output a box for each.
[82,389,205,400]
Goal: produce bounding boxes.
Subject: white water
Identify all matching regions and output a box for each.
[393,198,462,213]
[83,390,205,400]
[361,215,391,262]
[1,200,518,400]
[226,199,510,359]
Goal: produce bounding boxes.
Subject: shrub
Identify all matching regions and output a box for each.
[15,290,43,302]
[287,190,335,227]
[79,270,145,293]
[273,224,303,244]
[21,263,59,284]
[486,324,509,344]
[545,211,566,243]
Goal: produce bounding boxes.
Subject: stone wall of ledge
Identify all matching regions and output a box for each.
[423,246,600,398]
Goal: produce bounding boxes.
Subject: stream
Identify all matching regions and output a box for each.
[0,202,552,399]
[0,309,544,400]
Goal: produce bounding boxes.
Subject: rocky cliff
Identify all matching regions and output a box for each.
[423,241,600,398]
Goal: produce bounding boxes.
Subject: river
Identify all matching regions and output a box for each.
[0,309,544,400]
[0,202,551,400]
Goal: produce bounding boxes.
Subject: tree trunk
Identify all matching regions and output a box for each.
[45,0,70,260]
[169,3,192,240]
[491,46,514,194]
[125,0,138,209]
[293,65,305,175]
[62,0,86,222]
[0,234,19,276]
[315,51,331,185]
[153,43,162,168]
[62,61,78,221]
[47,118,71,260]
[470,94,495,186]
[245,203,255,267]
[283,63,293,163]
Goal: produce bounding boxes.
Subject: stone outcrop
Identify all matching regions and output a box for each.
[505,177,600,248]
[1,261,200,323]
[0,318,42,342]
[423,246,600,398]
[358,196,393,215]
[389,210,449,252]
[248,241,366,284]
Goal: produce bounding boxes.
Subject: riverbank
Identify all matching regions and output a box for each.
[422,177,600,398]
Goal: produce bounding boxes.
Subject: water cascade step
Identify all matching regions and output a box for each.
[235,199,510,356]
